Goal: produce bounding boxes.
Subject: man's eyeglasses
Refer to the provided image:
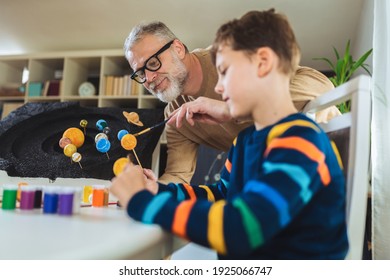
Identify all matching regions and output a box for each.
[131,40,175,84]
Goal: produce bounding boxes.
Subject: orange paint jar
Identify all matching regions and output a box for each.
[92,185,105,207]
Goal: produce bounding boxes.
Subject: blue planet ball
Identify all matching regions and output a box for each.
[96,119,108,131]
[96,138,111,153]
[117,129,129,141]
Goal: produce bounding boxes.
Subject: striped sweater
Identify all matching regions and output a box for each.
[127,113,349,259]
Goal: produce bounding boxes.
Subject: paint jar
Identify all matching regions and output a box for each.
[103,187,109,206]
[43,186,59,214]
[17,182,29,202]
[72,187,82,214]
[92,185,105,207]
[1,184,18,210]
[33,186,43,209]
[58,187,74,216]
[82,185,93,204]
[20,185,36,210]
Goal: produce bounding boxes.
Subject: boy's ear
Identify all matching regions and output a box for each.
[256,47,275,77]
[172,39,186,59]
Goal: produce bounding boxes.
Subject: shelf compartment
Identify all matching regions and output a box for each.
[63,56,101,97]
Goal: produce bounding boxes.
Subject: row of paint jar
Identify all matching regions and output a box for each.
[82,185,110,207]
[1,184,82,215]
[1,184,110,214]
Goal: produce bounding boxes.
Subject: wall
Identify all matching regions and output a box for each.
[352,0,374,75]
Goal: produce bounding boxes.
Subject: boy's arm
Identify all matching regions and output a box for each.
[157,180,228,202]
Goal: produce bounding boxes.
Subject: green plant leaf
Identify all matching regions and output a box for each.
[335,59,345,85]
[313,40,372,113]
[361,64,372,76]
[333,46,340,60]
[329,76,338,87]
[351,49,373,74]
[313,57,336,71]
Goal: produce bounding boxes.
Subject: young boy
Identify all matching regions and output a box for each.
[110,9,348,259]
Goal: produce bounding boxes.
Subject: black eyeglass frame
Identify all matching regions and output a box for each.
[130,40,175,84]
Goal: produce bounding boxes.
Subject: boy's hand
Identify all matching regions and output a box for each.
[109,163,157,208]
[143,168,159,194]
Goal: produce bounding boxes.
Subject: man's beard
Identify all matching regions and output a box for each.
[148,52,188,103]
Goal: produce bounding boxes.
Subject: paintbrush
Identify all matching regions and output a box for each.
[133,118,170,137]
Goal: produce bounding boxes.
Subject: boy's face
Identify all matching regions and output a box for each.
[214,44,260,119]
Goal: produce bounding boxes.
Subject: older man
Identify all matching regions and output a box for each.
[124,21,339,184]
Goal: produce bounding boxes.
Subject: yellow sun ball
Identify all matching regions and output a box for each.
[63,127,85,148]
[113,157,130,176]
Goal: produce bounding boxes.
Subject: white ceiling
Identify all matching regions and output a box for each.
[0,0,365,70]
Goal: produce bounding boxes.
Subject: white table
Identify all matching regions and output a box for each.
[0,171,185,260]
[0,205,182,260]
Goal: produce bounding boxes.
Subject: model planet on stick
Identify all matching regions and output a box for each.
[63,144,77,157]
[120,134,137,150]
[123,111,143,126]
[62,127,85,148]
[120,134,142,167]
[113,157,130,176]
[96,119,108,131]
[59,137,72,149]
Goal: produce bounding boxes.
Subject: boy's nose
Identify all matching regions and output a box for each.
[214,82,224,95]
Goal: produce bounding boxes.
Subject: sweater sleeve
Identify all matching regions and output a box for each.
[156,180,228,202]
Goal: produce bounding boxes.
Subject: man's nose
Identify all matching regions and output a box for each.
[145,69,157,83]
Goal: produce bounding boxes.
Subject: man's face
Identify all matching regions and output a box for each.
[128,35,188,103]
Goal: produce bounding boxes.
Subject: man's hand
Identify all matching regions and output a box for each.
[167,97,232,128]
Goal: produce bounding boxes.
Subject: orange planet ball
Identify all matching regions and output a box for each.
[113,157,130,176]
[121,134,137,150]
[63,127,85,148]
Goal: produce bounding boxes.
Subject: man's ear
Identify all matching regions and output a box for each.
[256,47,275,77]
[172,39,186,59]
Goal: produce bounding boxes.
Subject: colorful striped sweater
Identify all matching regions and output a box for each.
[127,113,349,259]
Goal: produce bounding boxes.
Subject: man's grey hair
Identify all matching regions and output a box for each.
[124,21,183,60]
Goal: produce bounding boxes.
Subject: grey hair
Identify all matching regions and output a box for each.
[124,21,185,60]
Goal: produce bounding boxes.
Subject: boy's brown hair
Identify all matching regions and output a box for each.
[211,9,301,76]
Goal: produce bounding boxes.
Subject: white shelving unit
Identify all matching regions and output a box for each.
[0,50,166,175]
[0,50,165,107]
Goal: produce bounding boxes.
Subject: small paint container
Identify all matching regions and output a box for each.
[82,185,93,204]
[20,185,36,210]
[33,186,43,209]
[17,182,29,202]
[43,187,59,214]
[1,184,18,210]
[92,185,105,207]
[72,187,82,214]
[58,187,74,216]
[103,187,109,206]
